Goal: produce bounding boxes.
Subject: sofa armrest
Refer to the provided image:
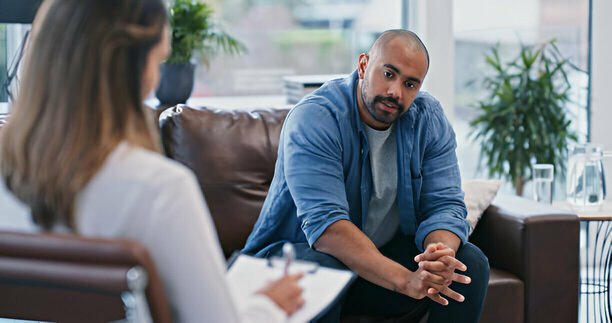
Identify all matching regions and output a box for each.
[470,195,579,323]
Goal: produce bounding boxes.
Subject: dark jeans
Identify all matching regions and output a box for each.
[258,233,489,323]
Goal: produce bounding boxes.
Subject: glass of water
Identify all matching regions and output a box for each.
[533,164,554,204]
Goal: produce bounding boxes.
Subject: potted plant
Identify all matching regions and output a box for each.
[470,39,581,196]
[155,0,246,105]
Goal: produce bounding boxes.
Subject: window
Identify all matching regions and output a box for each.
[452,0,590,180]
[0,24,7,104]
[0,0,42,114]
[0,24,31,115]
[193,0,407,97]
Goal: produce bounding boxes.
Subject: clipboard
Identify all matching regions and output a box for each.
[226,252,356,323]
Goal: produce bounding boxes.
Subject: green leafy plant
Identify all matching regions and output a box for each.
[470,39,581,195]
[167,0,246,65]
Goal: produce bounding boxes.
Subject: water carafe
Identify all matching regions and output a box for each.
[566,143,607,212]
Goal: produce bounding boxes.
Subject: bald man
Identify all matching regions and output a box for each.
[243,30,489,322]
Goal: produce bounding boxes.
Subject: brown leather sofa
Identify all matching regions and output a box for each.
[159,105,580,323]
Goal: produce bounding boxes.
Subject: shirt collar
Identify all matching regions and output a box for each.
[347,70,367,136]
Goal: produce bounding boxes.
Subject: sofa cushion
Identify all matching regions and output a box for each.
[159,105,290,257]
[463,179,501,235]
[480,268,524,323]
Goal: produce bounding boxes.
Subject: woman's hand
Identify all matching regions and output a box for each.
[258,272,305,315]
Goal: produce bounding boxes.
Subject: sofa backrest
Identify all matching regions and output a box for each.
[159,105,290,257]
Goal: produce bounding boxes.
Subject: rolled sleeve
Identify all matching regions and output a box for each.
[283,104,351,247]
[414,103,469,251]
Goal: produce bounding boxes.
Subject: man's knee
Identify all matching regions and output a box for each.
[457,242,490,287]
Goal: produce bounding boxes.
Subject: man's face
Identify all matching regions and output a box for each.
[357,38,428,130]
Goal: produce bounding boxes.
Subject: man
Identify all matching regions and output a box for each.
[243,29,489,322]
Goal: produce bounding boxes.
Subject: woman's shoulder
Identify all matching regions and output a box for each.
[76,142,205,236]
[78,142,201,213]
[103,142,195,186]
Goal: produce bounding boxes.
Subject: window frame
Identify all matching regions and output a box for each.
[1,24,30,114]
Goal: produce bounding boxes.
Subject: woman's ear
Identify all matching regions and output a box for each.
[357,53,369,79]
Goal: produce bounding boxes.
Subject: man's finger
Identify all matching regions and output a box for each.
[414,244,437,262]
[439,255,467,272]
[427,292,449,306]
[414,243,443,262]
[452,272,472,284]
[440,286,465,303]
[418,260,449,273]
[420,269,447,286]
[414,248,455,262]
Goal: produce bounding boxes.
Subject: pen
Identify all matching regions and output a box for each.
[282,242,295,276]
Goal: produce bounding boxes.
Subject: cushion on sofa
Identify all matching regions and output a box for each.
[463,179,502,234]
[480,268,524,323]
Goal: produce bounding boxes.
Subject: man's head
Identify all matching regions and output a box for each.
[356,30,429,130]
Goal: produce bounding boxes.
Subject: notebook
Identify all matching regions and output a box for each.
[226,254,355,322]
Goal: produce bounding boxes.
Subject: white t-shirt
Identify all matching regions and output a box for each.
[0,142,286,323]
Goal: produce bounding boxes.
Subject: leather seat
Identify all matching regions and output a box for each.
[0,230,172,323]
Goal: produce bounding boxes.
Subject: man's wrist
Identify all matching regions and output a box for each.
[390,265,412,294]
[423,230,461,253]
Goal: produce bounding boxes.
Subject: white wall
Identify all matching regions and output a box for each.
[454,0,540,43]
[408,0,455,122]
[590,0,612,197]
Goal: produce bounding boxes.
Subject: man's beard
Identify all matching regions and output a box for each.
[361,81,403,125]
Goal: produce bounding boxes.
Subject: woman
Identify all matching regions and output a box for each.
[0,0,303,322]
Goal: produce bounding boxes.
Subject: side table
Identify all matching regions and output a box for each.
[553,201,612,322]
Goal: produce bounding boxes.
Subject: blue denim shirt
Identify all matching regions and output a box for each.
[243,71,468,254]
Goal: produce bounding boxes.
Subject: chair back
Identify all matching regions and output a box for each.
[0,230,172,323]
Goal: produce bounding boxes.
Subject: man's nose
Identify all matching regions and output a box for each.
[386,81,402,102]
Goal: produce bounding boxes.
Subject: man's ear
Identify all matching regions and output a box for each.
[357,53,369,79]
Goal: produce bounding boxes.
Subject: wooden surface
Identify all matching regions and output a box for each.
[553,200,612,221]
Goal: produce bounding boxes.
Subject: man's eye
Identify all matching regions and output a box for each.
[405,81,415,89]
[384,71,393,78]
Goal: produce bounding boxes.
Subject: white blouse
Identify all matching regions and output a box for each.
[0,142,286,323]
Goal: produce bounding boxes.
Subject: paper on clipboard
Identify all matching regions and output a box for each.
[226,254,355,323]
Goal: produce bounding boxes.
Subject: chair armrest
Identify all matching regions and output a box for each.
[470,195,579,323]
